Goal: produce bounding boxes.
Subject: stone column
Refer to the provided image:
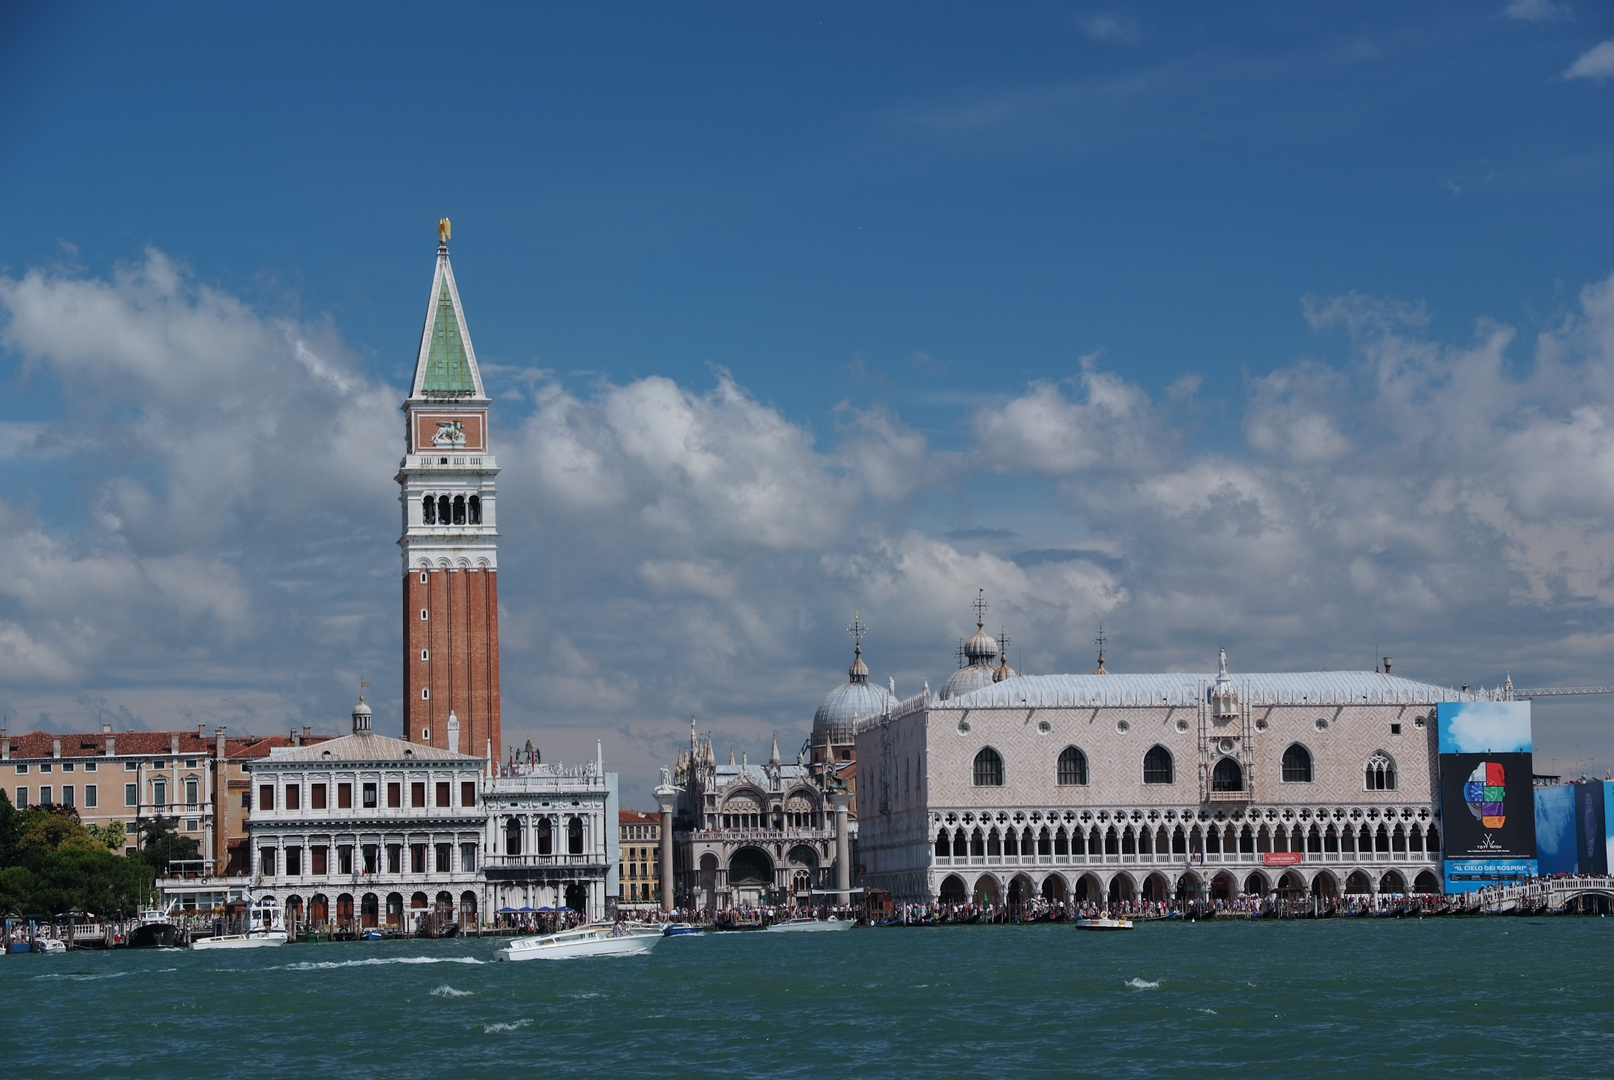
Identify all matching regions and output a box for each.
[654,783,677,913]
[833,792,851,900]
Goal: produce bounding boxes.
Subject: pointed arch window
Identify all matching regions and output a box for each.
[1143,745,1175,785]
[1282,743,1313,783]
[1056,746,1088,786]
[1211,757,1243,792]
[1365,752,1397,791]
[972,748,1005,787]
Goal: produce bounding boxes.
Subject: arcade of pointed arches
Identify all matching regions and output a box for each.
[930,804,1440,866]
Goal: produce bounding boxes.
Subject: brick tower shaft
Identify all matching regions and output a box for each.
[397,219,501,759]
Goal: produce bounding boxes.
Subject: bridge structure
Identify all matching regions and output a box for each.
[1456,875,1614,914]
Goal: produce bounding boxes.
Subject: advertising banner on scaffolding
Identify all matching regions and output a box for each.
[1437,701,1537,892]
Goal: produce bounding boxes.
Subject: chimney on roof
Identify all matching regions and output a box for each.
[215,726,226,764]
[52,737,62,759]
[102,721,113,734]
[170,734,180,755]
[303,726,311,739]
[1383,657,1393,675]
[1,732,9,760]
[197,723,205,738]
[106,736,115,757]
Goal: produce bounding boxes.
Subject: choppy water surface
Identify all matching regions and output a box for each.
[5,919,1613,1078]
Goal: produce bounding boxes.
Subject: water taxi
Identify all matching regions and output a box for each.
[764,917,854,932]
[661,922,706,937]
[497,924,661,961]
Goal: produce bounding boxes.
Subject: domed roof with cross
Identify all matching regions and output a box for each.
[812,612,895,746]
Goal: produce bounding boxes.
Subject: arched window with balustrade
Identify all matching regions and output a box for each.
[1365,751,1397,791]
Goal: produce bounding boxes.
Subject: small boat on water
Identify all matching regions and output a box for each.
[128,908,179,949]
[192,896,288,950]
[661,923,705,937]
[497,924,661,961]
[765,917,854,933]
[1074,916,1133,931]
[35,938,68,953]
[192,929,288,950]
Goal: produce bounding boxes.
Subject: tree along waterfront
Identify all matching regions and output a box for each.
[0,791,189,917]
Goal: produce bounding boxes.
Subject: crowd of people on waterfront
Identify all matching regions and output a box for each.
[872,893,1460,923]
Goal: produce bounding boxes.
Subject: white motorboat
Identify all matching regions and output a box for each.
[496,924,661,961]
[764,917,854,932]
[36,938,68,954]
[192,895,289,949]
[192,929,289,950]
[1074,916,1133,931]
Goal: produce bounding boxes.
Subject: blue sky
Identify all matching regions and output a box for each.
[3,2,1614,802]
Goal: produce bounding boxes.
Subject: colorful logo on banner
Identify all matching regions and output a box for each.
[1464,761,1507,828]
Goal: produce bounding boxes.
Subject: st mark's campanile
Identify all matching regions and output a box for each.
[399,219,501,759]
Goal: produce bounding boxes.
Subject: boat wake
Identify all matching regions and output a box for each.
[483,1019,533,1033]
[33,971,128,982]
[1126,978,1160,990]
[275,956,486,971]
[432,984,474,997]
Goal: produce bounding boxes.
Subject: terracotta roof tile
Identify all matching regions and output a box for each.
[1,730,334,760]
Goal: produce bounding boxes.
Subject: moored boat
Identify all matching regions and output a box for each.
[192,895,288,950]
[192,929,288,950]
[128,908,178,949]
[764,917,854,932]
[497,924,661,960]
[1074,916,1133,931]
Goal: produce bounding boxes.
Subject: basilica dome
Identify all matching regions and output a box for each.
[812,629,894,747]
[940,662,996,701]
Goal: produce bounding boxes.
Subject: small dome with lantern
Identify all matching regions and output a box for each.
[941,590,1015,700]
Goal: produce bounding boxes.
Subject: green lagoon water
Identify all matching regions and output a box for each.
[4,918,1612,1078]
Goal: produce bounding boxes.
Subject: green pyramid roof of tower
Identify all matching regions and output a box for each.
[423,281,476,393]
